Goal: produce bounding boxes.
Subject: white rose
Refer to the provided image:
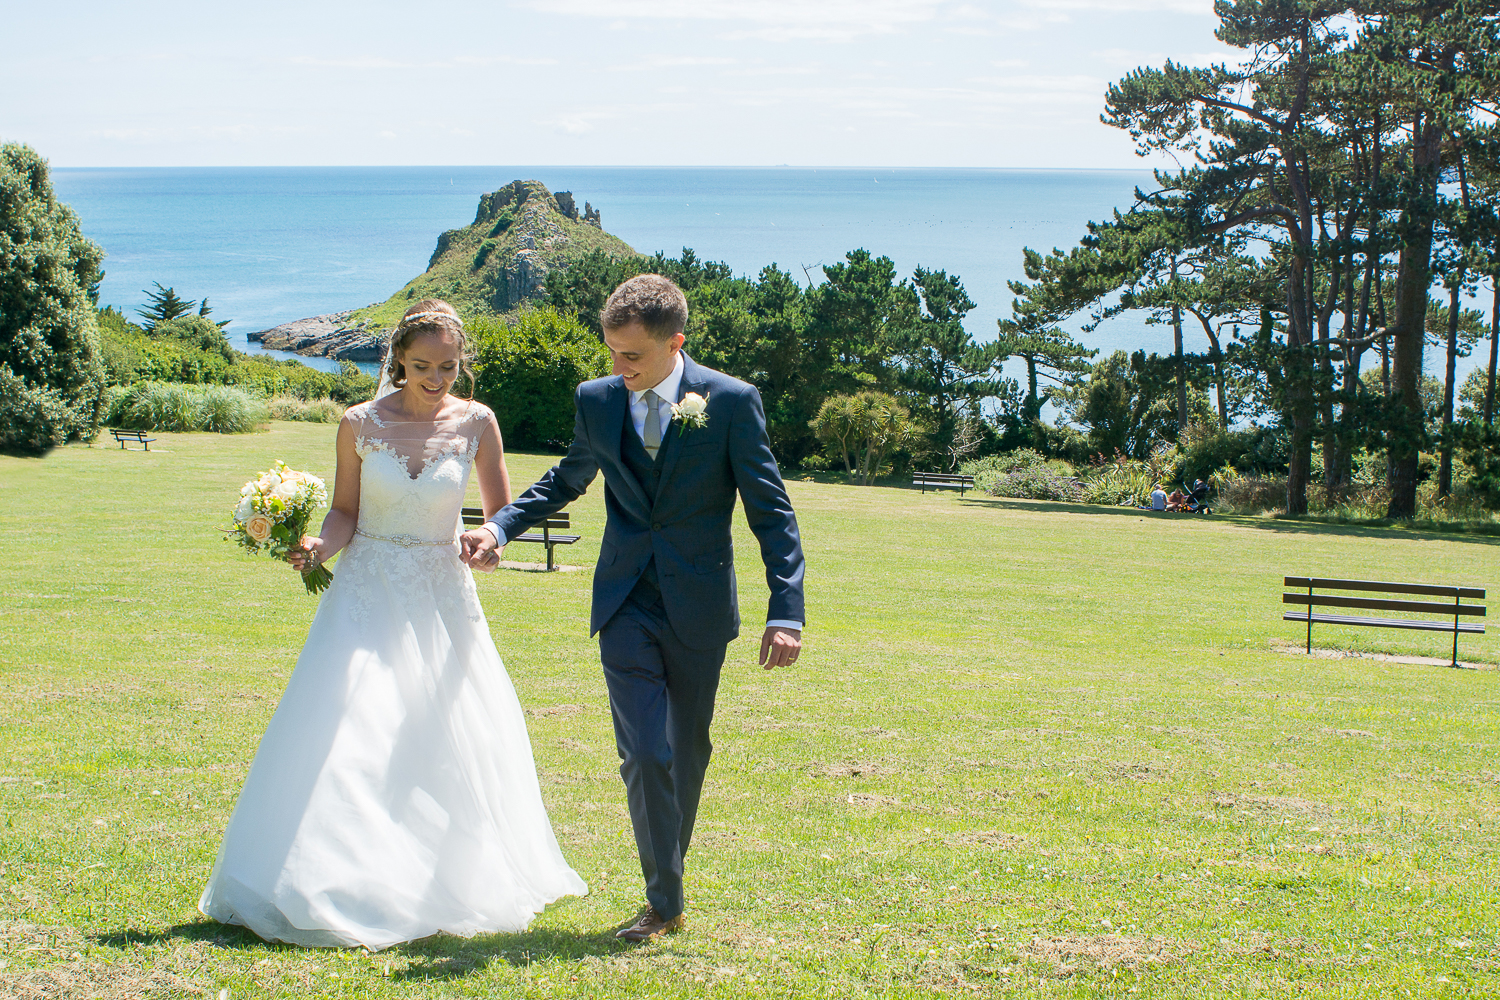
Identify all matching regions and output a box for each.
[677,392,708,417]
[235,497,253,522]
[258,472,282,491]
[272,481,299,502]
[240,482,255,497]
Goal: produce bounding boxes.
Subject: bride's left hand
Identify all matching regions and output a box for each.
[459,528,502,572]
[288,536,325,572]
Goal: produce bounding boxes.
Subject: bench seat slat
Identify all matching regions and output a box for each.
[1283,611,1485,634]
[1284,576,1485,600]
[513,533,581,545]
[1282,593,1486,616]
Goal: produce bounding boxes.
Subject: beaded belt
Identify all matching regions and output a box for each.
[354,528,456,547]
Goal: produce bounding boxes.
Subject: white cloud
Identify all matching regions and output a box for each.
[724,65,822,77]
[609,55,738,71]
[286,54,558,70]
[1020,0,1212,11]
[521,0,944,41]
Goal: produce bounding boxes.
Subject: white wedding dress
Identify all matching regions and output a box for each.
[199,399,587,949]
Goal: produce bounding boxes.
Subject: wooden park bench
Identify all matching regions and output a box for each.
[913,472,976,495]
[460,507,581,572]
[109,428,156,451]
[1282,576,1487,668]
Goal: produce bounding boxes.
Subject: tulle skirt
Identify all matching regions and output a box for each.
[199,537,587,949]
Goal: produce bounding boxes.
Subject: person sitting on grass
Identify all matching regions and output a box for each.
[1150,484,1167,510]
[1167,488,1190,512]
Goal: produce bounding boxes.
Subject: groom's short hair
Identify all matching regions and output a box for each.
[601,274,688,341]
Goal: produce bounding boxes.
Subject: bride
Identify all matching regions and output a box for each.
[199,299,586,949]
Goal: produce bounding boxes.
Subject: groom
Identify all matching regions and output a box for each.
[461,274,806,941]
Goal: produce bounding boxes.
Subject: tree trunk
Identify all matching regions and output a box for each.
[1172,299,1187,433]
[1386,118,1441,520]
[1438,279,1461,497]
[1487,279,1498,426]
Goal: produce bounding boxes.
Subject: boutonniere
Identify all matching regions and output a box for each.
[671,392,710,431]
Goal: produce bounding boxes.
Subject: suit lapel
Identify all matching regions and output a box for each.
[599,378,652,514]
[654,353,707,494]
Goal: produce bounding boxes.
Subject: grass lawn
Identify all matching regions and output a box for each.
[1,421,1497,998]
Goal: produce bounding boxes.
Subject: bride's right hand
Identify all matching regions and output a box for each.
[288,536,325,572]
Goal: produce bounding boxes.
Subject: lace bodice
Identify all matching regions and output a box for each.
[348,399,490,541]
[332,399,493,626]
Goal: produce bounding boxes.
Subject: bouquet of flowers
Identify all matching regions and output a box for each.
[228,460,333,594]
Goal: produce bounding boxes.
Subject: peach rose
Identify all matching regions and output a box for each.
[245,514,273,543]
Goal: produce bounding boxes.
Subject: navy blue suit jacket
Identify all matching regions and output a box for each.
[488,353,806,650]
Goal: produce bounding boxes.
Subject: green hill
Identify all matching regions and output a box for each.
[347,179,636,331]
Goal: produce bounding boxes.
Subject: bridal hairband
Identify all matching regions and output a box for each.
[401,311,463,327]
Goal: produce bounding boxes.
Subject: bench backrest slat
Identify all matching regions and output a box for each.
[459,507,568,529]
[1284,576,1485,600]
[1282,593,1486,616]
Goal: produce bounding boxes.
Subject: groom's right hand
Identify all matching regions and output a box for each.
[459,527,502,572]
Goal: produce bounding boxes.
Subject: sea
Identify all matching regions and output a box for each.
[50,166,1480,386]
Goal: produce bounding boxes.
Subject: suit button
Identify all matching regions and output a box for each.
[652,522,662,531]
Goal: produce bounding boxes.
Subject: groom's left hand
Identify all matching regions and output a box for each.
[759,627,801,670]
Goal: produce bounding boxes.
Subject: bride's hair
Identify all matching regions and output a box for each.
[386,299,474,399]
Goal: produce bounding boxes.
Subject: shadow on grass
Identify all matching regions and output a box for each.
[92,921,267,950]
[388,925,627,980]
[91,919,629,978]
[956,495,1500,546]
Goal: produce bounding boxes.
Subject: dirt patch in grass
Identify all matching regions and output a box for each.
[1020,933,1199,975]
[812,762,892,779]
[1208,792,1335,820]
[948,830,1026,849]
[845,793,900,808]
[527,704,586,718]
[0,961,205,1000]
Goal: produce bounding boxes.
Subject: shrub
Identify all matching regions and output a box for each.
[268,396,344,423]
[1078,467,1157,506]
[1215,476,1289,515]
[470,305,610,450]
[197,384,268,433]
[0,142,108,453]
[982,467,1083,502]
[106,381,266,433]
[0,363,81,454]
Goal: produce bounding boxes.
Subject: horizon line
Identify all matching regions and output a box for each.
[50,163,1160,173]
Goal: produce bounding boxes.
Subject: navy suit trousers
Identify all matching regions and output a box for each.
[597,575,727,920]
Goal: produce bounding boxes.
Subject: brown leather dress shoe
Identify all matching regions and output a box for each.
[615,905,685,942]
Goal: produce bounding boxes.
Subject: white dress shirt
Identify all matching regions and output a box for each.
[629,350,685,445]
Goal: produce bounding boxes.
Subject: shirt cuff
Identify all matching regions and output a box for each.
[765,620,803,631]
[480,522,503,545]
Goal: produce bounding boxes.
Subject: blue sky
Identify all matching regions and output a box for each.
[3,0,1235,167]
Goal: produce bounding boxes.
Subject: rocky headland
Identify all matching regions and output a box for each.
[247,311,384,362]
[249,180,636,362]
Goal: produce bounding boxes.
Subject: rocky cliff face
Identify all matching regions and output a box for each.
[248,180,636,362]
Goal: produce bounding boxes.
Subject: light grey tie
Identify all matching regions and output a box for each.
[642,389,662,460]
